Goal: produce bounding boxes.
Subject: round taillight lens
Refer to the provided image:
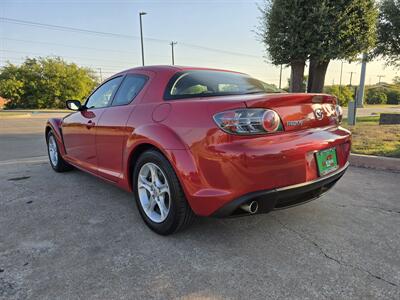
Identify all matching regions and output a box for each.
[262,110,280,132]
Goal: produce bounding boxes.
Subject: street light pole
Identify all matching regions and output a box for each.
[170,41,177,65]
[139,12,147,66]
[279,64,283,89]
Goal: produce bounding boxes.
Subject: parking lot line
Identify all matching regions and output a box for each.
[0,155,48,166]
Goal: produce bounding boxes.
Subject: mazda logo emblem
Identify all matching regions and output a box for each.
[315,109,324,120]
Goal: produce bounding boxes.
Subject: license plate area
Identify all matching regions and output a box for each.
[315,147,339,176]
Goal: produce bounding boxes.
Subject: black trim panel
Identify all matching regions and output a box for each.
[212,162,349,217]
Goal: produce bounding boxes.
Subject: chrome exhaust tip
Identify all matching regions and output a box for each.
[240,201,259,214]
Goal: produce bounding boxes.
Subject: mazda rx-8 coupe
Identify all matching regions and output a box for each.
[46,66,351,235]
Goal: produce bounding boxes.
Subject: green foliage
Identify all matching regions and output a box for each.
[310,0,377,62]
[0,57,98,109]
[366,88,388,104]
[362,84,400,105]
[258,0,378,63]
[376,0,400,67]
[393,76,400,85]
[386,89,400,104]
[258,0,378,93]
[324,85,354,106]
[286,75,308,93]
[258,0,312,65]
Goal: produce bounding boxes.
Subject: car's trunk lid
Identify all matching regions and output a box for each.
[243,93,339,131]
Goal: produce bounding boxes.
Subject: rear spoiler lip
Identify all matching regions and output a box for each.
[243,93,337,109]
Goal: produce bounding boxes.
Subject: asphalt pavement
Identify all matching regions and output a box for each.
[0,116,399,299]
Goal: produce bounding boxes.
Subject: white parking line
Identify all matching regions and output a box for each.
[0,156,48,166]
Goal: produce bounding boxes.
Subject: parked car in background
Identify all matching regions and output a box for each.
[45,66,351,235]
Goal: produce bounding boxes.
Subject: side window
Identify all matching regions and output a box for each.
[86,77,122,109]
[112,74,148,106]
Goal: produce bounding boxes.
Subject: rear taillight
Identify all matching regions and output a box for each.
[335,105,343,124]
[213,109,282,135]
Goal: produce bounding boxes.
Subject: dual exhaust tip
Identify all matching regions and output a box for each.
[240,201,259,214]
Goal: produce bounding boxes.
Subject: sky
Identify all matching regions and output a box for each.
[0,0,399,87]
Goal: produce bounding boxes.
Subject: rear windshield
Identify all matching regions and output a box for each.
[164,70,283,100]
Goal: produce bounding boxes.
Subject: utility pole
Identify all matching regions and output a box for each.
[349,71,356,87]
[338,61,344,99]
[356,53,367,108]
[377,75,385,85]
[139,12,147,66]
[170,41,177,65]
[279,64,283,89]
[98,68,103,82]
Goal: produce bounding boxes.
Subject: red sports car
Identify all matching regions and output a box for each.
[46,66,351,235]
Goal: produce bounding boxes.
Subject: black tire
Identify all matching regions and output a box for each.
[133,150,195,235]
[46,131,73,172]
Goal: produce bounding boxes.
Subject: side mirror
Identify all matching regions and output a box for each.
[66,100,83,111]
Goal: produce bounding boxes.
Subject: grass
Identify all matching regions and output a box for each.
[363,104,399,108]
[343,116,400,158]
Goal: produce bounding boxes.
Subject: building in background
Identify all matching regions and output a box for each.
[0,97,8,109]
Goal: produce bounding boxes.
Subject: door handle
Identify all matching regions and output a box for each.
[86,120,95,129]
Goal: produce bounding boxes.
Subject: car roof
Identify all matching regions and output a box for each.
[118,65,245,75]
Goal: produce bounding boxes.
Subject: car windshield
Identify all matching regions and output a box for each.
[164,70,283,100]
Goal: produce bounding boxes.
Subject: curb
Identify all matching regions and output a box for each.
[349,153,400,172]
[0,114,32,119]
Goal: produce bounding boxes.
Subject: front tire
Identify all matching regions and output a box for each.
[133,150,195,235]
[46,131,72,172]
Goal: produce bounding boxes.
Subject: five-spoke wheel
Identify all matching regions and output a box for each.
[133,150,195,235]
[46,130,73,172]
[138,163,171,223]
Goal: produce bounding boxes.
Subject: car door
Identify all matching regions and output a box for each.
[96,74,149,182]
[62,76,123,174]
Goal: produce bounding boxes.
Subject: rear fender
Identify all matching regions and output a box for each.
[45,118,66,156]
[127,124,188,151]
[120,124,190,191]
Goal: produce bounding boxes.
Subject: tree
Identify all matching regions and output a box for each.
[375,0,400,68]
[386,89,400,104]
[258,0,378,93]
[307,0,378,92]
[0,57,98,109]
[324,85,354,106]
[394,76,400,85]
[366,88,388,104]
[258,0,314,92]
[286,75,308,93]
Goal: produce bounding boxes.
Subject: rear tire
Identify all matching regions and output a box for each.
[46,131,73,172]
[133,150,195,235]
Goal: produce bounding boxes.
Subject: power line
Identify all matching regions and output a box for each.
[179,42,260,58]
[0,17,260,58]
[377,75,385,85]
[0,49,136,65]
[3,37,137,55]
[0,56,130,71]
[0,17,145,40]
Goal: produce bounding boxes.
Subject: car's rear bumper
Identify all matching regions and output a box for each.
[170,126,351,217]
[211,162,349,217]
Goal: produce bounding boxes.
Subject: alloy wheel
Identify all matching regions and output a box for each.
[48,135,59,167]
[137,162,171,223]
